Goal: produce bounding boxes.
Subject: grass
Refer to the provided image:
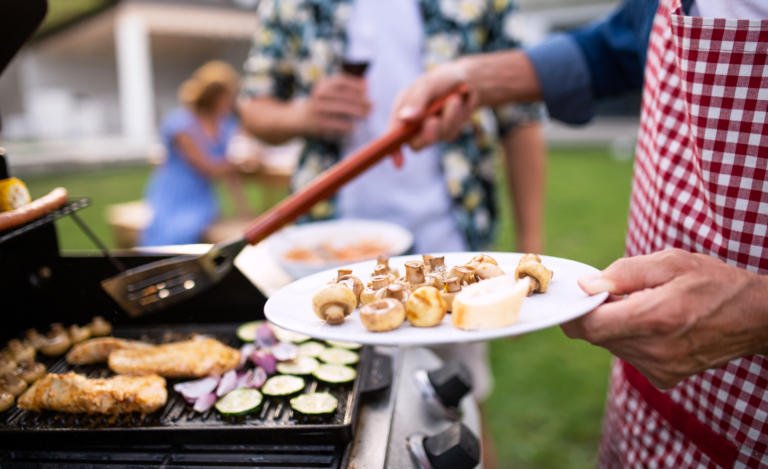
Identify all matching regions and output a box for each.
[22,146,634,468]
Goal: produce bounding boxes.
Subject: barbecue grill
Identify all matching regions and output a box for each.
[0,3,484,466]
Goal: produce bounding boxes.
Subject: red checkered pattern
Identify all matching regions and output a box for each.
[603,0,768,467]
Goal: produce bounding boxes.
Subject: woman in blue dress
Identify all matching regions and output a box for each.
[141,61,249,246]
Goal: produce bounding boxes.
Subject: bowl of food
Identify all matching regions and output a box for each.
[266,219,413,279]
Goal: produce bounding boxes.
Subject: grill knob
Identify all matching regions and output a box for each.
[407,422,480,469]
[427,361,472,408]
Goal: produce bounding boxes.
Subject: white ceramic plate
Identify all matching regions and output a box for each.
[264,252,608,346]
[264,219,413,279]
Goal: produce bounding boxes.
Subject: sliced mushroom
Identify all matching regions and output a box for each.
[0,372,27,397]
[406,286,447,327]
[0,391,13,413]
[39,326,71,357]
[0,353,16,375]
[474,262,505,280]
[514,256,553,294]
[5,339,35,362]
[312,283,357,325]
[15,360,45,384]
[88,316,113,337]
[360,298,406,332]
[441,277,463,313]
[68,324,92,344]
[361,274,390,306]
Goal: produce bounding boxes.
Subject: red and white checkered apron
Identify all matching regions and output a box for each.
[600,0,768,467]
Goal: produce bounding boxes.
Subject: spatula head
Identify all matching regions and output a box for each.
[101,238,246,317]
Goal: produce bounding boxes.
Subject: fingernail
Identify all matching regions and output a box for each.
[579,274,615,294]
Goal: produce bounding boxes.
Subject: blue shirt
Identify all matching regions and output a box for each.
[525,0,662,125]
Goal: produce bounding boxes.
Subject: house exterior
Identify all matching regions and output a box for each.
[0,0,623,170]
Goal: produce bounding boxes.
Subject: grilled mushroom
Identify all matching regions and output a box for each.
[376,283,408,303]
[68,324,92,344]
[312,283,357,325]
[88,316,113,337]
[361,274,390,306]
[441,276,462,313]
[15,360,45,384]
[404,261,426,287]
[337,273,363,306]
[474,262,505,280]
[0,353,16,375]
[514,254,553,294]
[0,372,27,397]
[405,286,447,327]
[468,254,498,267]
[0,391,13,413]
[360,299,406,332]
[5,339,35,362]
[39,325,71,357]
[450,266,478,285]
[25,329,46,349]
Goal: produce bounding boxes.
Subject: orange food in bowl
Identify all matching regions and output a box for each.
[283,240,390,264]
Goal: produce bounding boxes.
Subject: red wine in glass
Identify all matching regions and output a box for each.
[342,60,369,77]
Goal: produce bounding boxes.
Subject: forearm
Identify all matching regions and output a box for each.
[238,97,305,145]
[224,175,251,217]
[457,51,543,108]
[502,123,546,253]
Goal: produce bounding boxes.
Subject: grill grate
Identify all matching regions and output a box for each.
[0,323,367,446]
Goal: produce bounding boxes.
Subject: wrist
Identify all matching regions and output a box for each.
[463,50,542,107]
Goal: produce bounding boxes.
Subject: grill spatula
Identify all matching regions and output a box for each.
[102,85,469,316]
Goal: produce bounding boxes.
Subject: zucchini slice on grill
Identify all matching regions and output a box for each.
[318,347,359,366]
[290,392,338,417]
[312,364,357,385]
[297,341,326,358]
[325,340,362,350]
[215,388,263,416]
[262,375,305,397]
[275,356,319,376]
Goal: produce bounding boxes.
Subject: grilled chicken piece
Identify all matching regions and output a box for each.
[17,372,166,414]
[108,336,240,378]
[66,337,151,365]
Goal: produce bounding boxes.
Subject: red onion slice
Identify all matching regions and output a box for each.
[250,350,276,374]
[255,323,277,347]
[173,376,219,400]
[216,369,238,397]
[239,344,256,368]
[272,342,298,361]
[236,369,253,389]
[248,367,267,389]
[193,392,217,413]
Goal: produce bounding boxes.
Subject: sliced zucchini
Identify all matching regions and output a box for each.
[318,347,359,366]
[275,356,319,375]
[236,320,265,342]
[313,364,357,385]
[215,388,263,416]
[262,375,305,397]
[297,341,326,358]
[325,340,362,350]
[290,392,338,417]
[271,325,311,344]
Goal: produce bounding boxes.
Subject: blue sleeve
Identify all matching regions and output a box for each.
[524,0,657,125]
[161,108,195,141]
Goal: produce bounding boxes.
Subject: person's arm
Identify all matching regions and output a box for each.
[561,249,768,389]
[501,123,546,253]
[223,174,253,218]
[175,133,233,178]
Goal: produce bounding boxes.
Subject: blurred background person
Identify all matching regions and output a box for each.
[141,60,253,246]
[238,1,545,466]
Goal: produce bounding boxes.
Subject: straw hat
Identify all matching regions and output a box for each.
[178,61,240,114]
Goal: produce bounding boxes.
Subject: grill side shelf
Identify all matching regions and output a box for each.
[0,323,371,446]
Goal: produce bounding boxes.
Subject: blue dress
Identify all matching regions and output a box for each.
[140,108,238,246]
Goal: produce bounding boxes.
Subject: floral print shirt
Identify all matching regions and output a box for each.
[242,0,542,249]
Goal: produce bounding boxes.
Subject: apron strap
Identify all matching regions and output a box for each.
[621,361,739,467]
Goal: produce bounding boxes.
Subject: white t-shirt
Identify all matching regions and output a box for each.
[690,0,768,18]
[337,0,467,253]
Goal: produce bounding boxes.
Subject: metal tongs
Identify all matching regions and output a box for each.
[102,85,469,317]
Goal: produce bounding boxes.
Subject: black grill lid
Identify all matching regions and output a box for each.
[0,0,47,76]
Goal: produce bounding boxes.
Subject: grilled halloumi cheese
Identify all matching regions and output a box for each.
[17,372,167,414]
[108,336,240,378]
[66,337,152,365]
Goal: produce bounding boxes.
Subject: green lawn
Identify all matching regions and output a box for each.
[23,146,634,468]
